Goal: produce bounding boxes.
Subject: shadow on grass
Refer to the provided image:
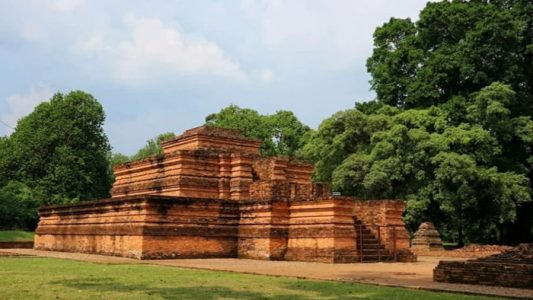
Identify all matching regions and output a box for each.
[49,277,338,300]
[282,281,379,300]
[280,280,487,300]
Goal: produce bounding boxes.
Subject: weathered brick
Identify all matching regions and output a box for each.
[35,125,414,263]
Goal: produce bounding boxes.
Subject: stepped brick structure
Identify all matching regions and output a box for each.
[411,222,444,252]
[434,243,533,289]
[34,126,415,263]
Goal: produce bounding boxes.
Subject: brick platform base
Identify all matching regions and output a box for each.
[35,195,414,262]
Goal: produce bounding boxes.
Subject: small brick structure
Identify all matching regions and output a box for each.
[35,125,415,263]
[411,222,444,252]
[434,243,533,289]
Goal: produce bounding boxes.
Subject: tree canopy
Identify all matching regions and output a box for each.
[130,132,175,161]
[292,0,533,244]
[0,91,113,229]
[110,132,175,167]
[367,0,532,112]
[361,0,533,243]
[206,105,311,157]
[300,83,531,244]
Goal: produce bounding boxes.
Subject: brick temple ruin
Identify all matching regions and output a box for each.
[434,243,533,289]
[34,126,415,263]
[411,222,444,252]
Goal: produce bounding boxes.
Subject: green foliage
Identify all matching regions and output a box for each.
[0,230,35,242]
[0,182,39,230]
[362,0,533,243]
[206,104,310,157]
[354,100,384,115]
[366,17,420,107]
[0,137,10,186]
[2,91,113,206]
[302,83,531,244]
[367,0,533,112]
[297,108,393,182]
[109,133,175,167]
[109,153,131,167]
[130,132,175,161]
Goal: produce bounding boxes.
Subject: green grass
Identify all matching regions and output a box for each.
[0,230,34,242]
[0,257,499,300]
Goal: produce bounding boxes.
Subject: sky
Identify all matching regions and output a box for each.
[0,0,430,155]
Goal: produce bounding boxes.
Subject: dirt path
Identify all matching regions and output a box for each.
[1,249,531,299]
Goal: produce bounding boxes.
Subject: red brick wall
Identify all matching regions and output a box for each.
[434,260,533,289]
[238,200,289,260]
[35,196,240,259]
[352,199,410,251]
[35,196,412,262]
[285,198,358,263]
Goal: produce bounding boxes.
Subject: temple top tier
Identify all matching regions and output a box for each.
[111,125,330,201]
[161,125,262,155]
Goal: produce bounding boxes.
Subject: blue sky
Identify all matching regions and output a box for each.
[0,0,429,155]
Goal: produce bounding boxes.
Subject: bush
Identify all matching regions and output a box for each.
[0,182,40,230]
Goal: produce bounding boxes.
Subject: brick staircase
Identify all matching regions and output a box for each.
[353,218,395,262]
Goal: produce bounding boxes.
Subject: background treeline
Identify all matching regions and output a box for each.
[1,0,531,245]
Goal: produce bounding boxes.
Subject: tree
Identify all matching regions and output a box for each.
[206,105,310,157]
[266,110,310,157]
[0,137,10,186]
[109,132,175,167]
[362,0,533,243]
[0,181,39,230]
[130,132,175,161]
[367,0,532,112]
[301,84,531,244]
[4,91,113,205]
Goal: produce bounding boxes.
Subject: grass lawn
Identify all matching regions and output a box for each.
[0,230,34,242]
[442,242,458,247]
[0,257,499,300]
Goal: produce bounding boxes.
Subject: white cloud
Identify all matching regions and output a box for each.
[75,14,247,83]
[260,69,275,81]
[2,84,54,134]
[44,0,81,12]
[259,0,427,69]
[74,34,109,55]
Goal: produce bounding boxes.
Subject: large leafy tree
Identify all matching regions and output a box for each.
[359,0,533,243]
[367,0,532,112]
[206,104,310,157]
[300,83,532,245]
[3,91,113,205]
